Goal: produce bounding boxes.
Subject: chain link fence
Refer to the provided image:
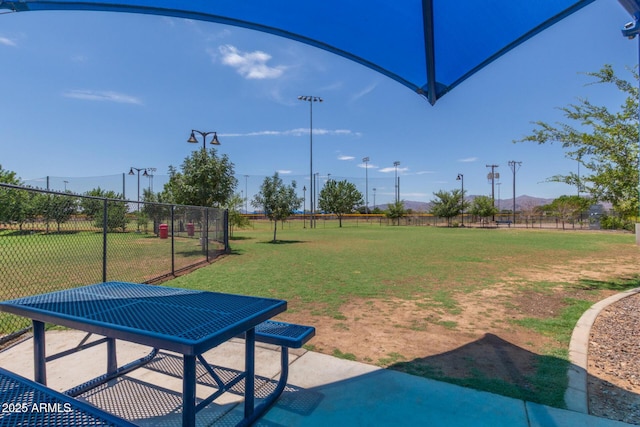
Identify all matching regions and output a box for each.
[0,183,228,341]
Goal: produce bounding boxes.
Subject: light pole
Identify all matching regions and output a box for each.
[393,161,401,204]
[298,95,323,228]
[363,157,370,213]
[486,164,499,221]
[456,173,464,227]
[373,188,377,211]
[244,175,249,214]
[128,167,149,205]
[129,167,149,233]
[146,167,156,193]
[63,180,68,192]
[303,185,307,229]
[508,160,522,225]
[314,172,320,222]
[187,130,221,257]
[188,129,220,153]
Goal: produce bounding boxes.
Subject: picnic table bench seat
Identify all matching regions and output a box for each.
[254,320,315,348]
[0,367,136,427]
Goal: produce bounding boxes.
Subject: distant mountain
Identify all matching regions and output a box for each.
[493,195,555,212]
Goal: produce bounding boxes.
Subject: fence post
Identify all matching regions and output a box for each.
[205,208,210,263]
[171,205,175,276]
[224,209,230,253]
[102,198,108,282]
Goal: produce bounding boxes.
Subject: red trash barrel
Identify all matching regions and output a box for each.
[159,224,168,239]
[187,223,195,237]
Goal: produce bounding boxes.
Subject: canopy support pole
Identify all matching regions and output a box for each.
[618,0,640,244]
[422,0,437,105]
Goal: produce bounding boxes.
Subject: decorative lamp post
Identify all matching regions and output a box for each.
[188,129,220,153]
[456,173,464,227]
[129,167,149,232]
[128,167,149,205]
[298,95,323,228]
[187,129,221,258]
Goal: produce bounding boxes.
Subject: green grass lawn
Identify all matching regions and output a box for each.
[3,219,638,408]
[170,221,634,315]
[166,220,639,408]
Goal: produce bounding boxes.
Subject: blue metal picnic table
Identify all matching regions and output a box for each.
[0,281,288,427]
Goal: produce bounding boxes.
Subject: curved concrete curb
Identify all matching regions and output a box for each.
[565,287,640,413]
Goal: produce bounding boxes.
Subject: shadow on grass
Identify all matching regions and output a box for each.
[229,236,253,241]
[257,240,306,245]
[389,333,572,408]
[575,276,640,292]
[0,229,83,237]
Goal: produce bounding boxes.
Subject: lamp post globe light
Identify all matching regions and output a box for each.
[298,95,323,228]
[456,173,464,227]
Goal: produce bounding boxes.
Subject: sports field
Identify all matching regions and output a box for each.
[168,220,640,408]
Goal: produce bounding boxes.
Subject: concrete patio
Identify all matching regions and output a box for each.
[0,330,631,426]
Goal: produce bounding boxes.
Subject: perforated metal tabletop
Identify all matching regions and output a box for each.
[0,281,286,355]
[0,282,288,426]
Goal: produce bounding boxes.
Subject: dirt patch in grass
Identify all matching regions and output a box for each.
[279,249,640,417]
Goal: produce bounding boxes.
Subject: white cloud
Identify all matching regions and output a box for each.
[222,128,361,137]
[379,167,409,173]
[357,162,378,169]
[351,82,378,101]
[63,90,142,105]
[71,55,88,63]
[338,155,355,161]
[416,170,436,175]
[277,170,292,174]
[458,157,478,163]
[218,45,286,79]
[0,37,16,47]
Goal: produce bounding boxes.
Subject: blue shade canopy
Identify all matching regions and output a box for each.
[0,0,599,104]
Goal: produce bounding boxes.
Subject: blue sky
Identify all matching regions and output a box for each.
[0,0,638,207]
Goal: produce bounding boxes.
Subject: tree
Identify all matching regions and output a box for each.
[142,188,171,235]
[226,192,250,237]
[543,195,591,230]
[81,188,128,232]
[469,196,498,226]
[0,165,28,227]
[385,200,407,226]
[164,148,237,208]
[317,179,363,227]
[430,189,467,227]
[38,193,78,233]
[252,173,302,242]
[516,65,638,219]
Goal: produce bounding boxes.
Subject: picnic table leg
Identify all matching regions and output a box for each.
[245,327,255,418]
[183,355,196,427]
[106,337,117,374]
[33,320,46,385]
